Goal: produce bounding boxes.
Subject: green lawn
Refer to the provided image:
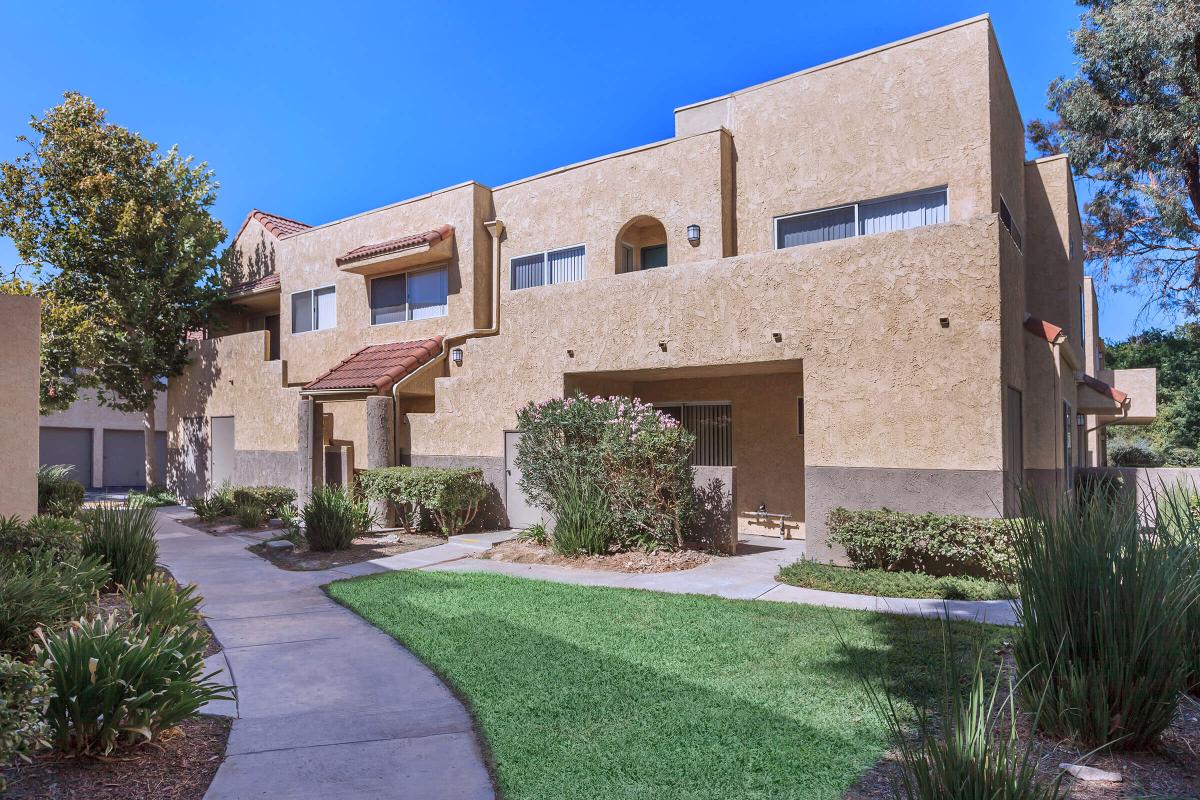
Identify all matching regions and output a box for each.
[328,571,1003,800]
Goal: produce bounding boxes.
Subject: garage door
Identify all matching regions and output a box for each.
[102,429,147,488]
[40,427,93,488]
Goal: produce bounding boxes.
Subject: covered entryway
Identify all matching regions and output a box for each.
[40,427,93,488]
[504,431,542,529]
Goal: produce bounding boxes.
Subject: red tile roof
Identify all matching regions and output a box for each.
[336,225,453,266]
[303,337,444,393]
[228,272,281,296]
[1079,373,1129,404]
[232,209,312,244]
[1023,315,1065,343]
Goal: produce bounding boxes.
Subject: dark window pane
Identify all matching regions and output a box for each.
[371,274,407,325]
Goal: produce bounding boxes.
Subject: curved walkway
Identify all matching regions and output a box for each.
[152,509,494,800]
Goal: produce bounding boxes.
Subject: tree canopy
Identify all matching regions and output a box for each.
[0,92,226,482]
[1029,0,1200,316]
[1105,323,1200,465]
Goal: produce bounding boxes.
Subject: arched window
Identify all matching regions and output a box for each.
[615,216,668,273]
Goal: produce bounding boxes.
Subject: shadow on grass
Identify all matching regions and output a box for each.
[328,570,1003,800]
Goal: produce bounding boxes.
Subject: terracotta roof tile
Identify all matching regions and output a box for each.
[303,337,444,393]
[250,210,311,238]
[336,224,453,266]
[227,272,280,295]
[1024,315,1065,343]
[1080,373,1129,404]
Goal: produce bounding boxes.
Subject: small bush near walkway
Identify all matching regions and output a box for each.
[0,515,82,563]
[778,559,1014,601]
[1010,491,1199,749]
[36,465,84,518]
[827,508,1015,580]
[0,551,109,656]
[358,466,489,536]
[549,472,613,556]
[80,504,159,588]
[303,485,375,551]
[231,486,297,517]
[1155,482,1200,694]
[0,654,49,792]
[514,393,696,552]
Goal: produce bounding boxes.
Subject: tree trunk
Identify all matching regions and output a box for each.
[144,402,157,489]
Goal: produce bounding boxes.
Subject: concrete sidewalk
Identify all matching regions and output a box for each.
[152,508,494,800]
[374,532,1019,626]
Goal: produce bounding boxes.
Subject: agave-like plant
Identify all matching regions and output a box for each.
[79,503,159,588]
[1151,480,1200,694]
[124,574,204,634]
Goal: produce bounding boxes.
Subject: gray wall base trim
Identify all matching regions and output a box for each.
[805,466,1006,564]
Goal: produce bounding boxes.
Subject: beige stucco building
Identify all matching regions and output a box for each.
[1,294,41,518]
[168,15,1154,561]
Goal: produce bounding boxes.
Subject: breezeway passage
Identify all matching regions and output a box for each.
[152,509,494,800]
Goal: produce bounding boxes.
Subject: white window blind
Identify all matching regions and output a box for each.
[409,268,448,320]
[291,286,336,333]
[776,187,948,250]
[511,245,586,290]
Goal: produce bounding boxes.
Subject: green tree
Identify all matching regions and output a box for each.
[1105,323,1200,464]
[0,93,225,485]
[1028,0,1200,316]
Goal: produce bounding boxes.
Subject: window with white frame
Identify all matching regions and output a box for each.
[655,402,732,467]
[510,244,586,290]
[775,187,948,250]
[291,286,336,333]
[370,266,448,325]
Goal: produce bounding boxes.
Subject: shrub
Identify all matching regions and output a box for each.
[1108,439,1165,467]
[826,508,1016,580]
[0,515,83,563]
[235,500,267,529]
[515,394,696,551]
[1074,470,1126,506]
[0,654,49,790]
[1155,482,1200,693]
[124,574,203,634]
[1010,492,1198,749]
[231,485,297,517]
[867,643,1065,800]
[550,473,614,556]
[359,466,488,535]
[80,503,159,588]
[191,481,237,520]
[128,485,179,508]
[36,614,233,755]
[36,464,85,517]
[303,485,374,551]
[0,551,109,656]
[516,522,550,546]
[777,559,1015,601]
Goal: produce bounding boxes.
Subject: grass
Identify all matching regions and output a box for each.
[328,570,1005,800]
[777,559,1015,601]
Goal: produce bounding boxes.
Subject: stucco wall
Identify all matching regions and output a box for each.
[0,295,40,518]
[675,17,995,255]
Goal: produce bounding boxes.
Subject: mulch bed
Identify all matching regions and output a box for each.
[3,716,231,800]
[249,530,446,571]
[844,660,1200,800]
[481,538,712,573]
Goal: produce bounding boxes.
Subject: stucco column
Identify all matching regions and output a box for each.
[91,427,105,490]
[365,395,395,526]
[297,397,324,504]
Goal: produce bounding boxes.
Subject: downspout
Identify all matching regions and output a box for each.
[389,219,506,463]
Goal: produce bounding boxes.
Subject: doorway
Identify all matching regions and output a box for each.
[503,431,541,529]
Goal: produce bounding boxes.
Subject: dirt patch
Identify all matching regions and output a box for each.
[844,672,1200,800]
[2,715,231,800]
[249,531,446,571]
[175,515,284,537]
[481,538,712,573]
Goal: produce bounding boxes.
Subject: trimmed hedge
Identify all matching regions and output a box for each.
[827,508,1015,580]
[777,559,1014,601]
[359,466,489,536]
[231,486,297,516]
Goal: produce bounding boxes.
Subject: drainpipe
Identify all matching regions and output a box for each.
[389,219,506,463]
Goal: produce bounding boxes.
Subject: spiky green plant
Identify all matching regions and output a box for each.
[36,614,233,755]
[235,500,267,529]
[124,574,203,634]
[0,551,109,656]
[79,503,159,588]
[1010,491,1198,748]
[302,485,374,551]
[550,472,614,556]
[867,639,1066,800]
[1152,480,1200,694]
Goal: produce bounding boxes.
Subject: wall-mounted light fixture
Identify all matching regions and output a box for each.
[451,347,464,367]
[686,224,701,246]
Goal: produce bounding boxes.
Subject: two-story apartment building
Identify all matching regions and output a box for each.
[167,15,1155,562]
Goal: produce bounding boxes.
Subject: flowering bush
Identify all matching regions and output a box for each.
[515,393,696,551]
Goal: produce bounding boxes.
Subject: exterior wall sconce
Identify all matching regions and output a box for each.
[686,224,701,246]
[451,347,464,367]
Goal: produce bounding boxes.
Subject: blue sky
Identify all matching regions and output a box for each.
[0,0,1175,340]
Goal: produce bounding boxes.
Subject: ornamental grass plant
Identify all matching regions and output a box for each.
[79,503,159,588]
